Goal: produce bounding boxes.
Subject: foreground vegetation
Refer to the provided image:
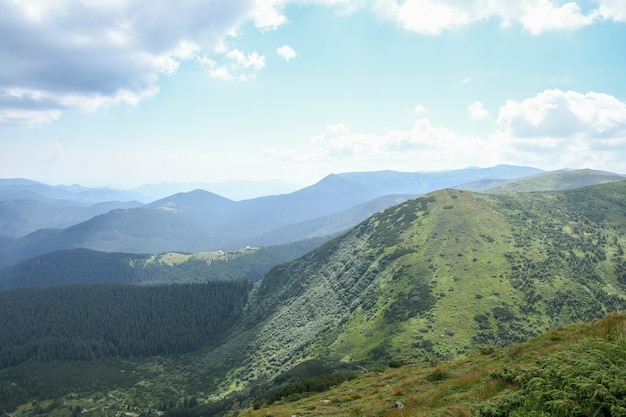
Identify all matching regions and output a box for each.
[240,313,626,417]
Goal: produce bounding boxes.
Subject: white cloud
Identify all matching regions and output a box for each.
[0,108,62,128]
[265,89,626,174]
[196,49,266,80]
[468,101,489,120]
[196,55,217,68]
[251,0,365,30]
[366,0,474,34]
[521,0,598,34]
[0,0,254,126]
[202,49,265,79]
[414,104,427,114]
[209,66,232,80]
[494,89,626,170]
[598,0,626,22]
[251,0,288,30]
[277,45,297,61]
[227,49,266,70]
[252,0,620,35]
[370,0,603,35]
[497,89,626,138]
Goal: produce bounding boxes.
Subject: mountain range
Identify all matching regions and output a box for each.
[0,171,625,416]
[0,165,547,268]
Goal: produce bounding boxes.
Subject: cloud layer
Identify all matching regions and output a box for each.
[2,0,625,127]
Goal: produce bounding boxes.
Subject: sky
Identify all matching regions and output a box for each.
[1,0,626,189]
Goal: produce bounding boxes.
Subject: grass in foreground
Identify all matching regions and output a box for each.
[240,313,626,417]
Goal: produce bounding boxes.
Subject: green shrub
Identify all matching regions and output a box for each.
[426,367,449,382]
[389,360,405,368]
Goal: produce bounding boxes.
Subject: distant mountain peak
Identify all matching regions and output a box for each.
[147,189,234,210]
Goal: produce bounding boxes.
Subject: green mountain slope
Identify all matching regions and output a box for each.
[201,181,626,394]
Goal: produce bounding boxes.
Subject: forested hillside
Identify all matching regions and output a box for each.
[0,236,328,289]
[0,281,252,369]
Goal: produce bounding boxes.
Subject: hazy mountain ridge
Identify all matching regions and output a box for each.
[459,168,625,193]
[0,178,147,203]
[0,198,144,238]
[234,194,416,247]
[339,164,544,195]
[0,165,546,268]
[132,179,301,201]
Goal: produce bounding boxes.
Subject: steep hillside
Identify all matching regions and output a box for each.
[201,181,626,394]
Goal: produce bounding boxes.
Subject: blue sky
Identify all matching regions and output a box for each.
[1,0,625,188]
